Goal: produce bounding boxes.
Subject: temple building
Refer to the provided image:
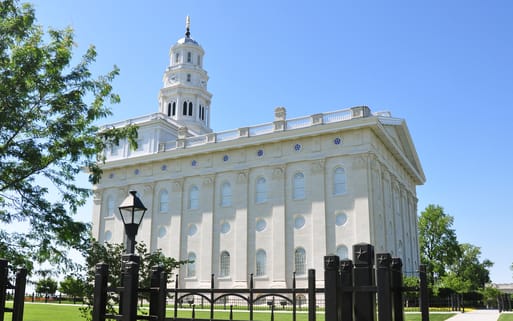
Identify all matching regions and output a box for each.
[92,17,426,289]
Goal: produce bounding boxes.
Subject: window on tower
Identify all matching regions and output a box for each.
[187,52,191,63]
[175,53,179,64]
[187,74,191,82]
[183,101,187,115]
[188,102,193,116]
[167,103,171,117]
[172,102,176,116]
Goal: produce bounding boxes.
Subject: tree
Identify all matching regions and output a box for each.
[80,240,186,320]
[439,243,492,295]
[35,277,58,297]
[0,0,136,272]
[418,204,461,286]
[481,285,501,309]
[59,275,86,303]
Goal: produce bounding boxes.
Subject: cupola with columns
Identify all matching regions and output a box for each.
[159,16,213,134]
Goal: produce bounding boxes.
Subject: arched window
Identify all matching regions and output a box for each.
[187,52,192,63]
[189,185,199,210]
[256,249,267,277]
[159,189,169,213]
[336,245,349,259]
[334,167,347,195]
[172,102,176,116]
[167,103,172,116]
[183,101,187,115]
[293,172,305,200]
[294,247,306,275]
[220,251,230,277]
[188,102,193,116]
[256,177,267,203]
[221,182,232,207]
[187,252,196,277]
[106,196,115,217]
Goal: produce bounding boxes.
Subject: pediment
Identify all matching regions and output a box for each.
[379,118,426,184]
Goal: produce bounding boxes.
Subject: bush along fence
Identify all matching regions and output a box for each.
[91,243,430,321]
[0,259,27,321]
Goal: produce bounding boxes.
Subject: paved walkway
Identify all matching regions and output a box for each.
[447,309,500,321]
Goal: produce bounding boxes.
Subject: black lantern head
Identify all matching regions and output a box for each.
[118,190,147,226]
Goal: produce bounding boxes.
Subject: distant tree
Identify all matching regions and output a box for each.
[0,0,137,272]
[80,241,186,320]
[418,204,461,286]
[481,285,501,309]
[440,243,492,296]
[35,277,58,297]
[59,275,86,303]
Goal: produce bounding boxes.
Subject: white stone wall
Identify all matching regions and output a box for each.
[93,120,422,287]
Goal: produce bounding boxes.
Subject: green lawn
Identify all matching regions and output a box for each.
[5,303,457,321]
[499,313,513,321]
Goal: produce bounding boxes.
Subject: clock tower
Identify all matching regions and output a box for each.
[159,16,213,134]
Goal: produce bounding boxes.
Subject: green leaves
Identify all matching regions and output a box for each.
[418,204,461,285]
[419,204,493,294]
[0,0,136,273]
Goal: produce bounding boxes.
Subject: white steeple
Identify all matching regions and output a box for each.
[159,16,213,134]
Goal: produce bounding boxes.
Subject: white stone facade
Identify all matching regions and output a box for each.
[92,19,425,289]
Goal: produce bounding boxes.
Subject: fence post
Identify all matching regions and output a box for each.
[292,272,297,321]
[210,274,215,321]
[353,243,375,321]
[121,258,139,321]
[0,259,8,321]
[308,269,316,321]
[324,255,340,321]
[419,264,429,321]
[391,258,404,321]
[340,259,353,321]
[92,263,109,321]
[376,253,392,321]
[149,265,166,321]
[12,267,27,321]
[249,273,254,321]
[174,274,179,319]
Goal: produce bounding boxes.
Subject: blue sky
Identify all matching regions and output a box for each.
[29,0,513,283]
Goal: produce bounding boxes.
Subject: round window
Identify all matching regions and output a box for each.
[335,213,347,226]
[158,227,167,238]
[188,224,198,236]
[294,216,305,229]
[221,222,230,234]
[256,219,267,232]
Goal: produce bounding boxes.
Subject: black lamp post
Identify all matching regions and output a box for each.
[118,190,147,254]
